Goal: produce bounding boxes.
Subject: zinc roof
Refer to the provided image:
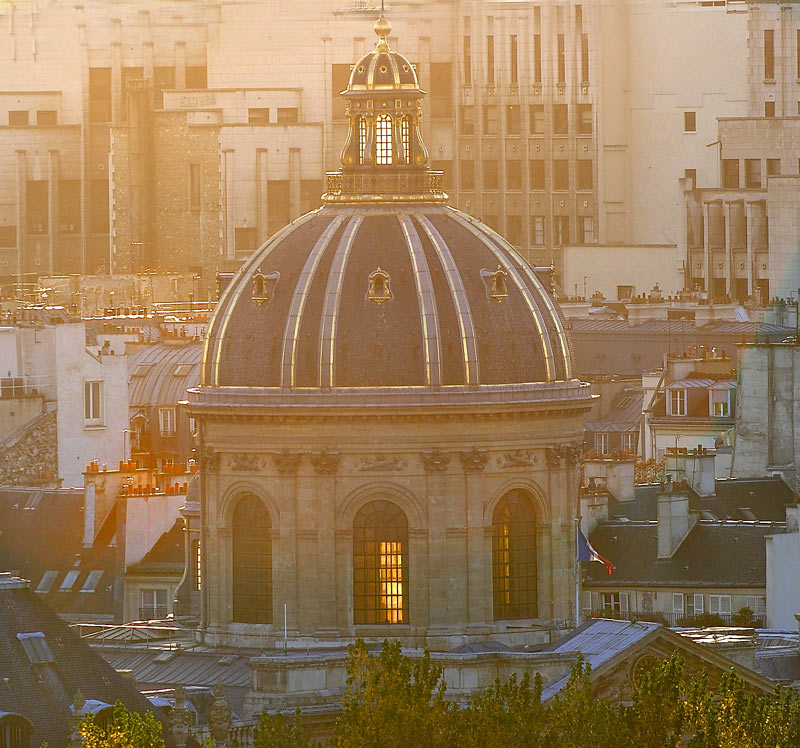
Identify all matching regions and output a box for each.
[128,343,202,409]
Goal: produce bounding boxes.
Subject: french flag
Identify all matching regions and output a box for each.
[578,528,614,575]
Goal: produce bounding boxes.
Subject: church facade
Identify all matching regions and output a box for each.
[187,12,594,651]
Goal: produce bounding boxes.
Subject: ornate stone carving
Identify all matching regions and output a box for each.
[498,450,536,469]
[271,450,301,474]
[480,265,508,301]
[208,681,232,747]
[169,685,193,748]
[251,269,280,305]
[311,449,340,475]
[229,453,265,472]
[359,454,408,472]
[421,449,450,472]
[202,447,220,472]
[68,691,86,748]
[461,447,489,471]
[545,445,581,469]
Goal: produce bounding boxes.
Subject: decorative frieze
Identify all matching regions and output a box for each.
[358,454,408,472]
[545,445,581,469]
[460,447,489,471]
[311,449,340,475]
[421,449,450,472]
[229,453,266,472]
[271,450,301,474]
[497,450,536,469]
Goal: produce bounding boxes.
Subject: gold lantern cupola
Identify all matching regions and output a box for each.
[322,7,446,204]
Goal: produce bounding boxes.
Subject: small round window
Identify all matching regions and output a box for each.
[358,66,365,73]
[379,65,388,73]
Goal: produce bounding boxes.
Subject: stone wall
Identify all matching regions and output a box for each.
[0,411,58,486]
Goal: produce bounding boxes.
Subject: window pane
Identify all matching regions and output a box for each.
[492,491,537,620]
[232,495,272,623]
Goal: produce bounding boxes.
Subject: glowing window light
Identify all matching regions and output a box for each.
[379,541,404,623]
[376,114,393,165]
[358,116,368,164]
[400,116,411,165]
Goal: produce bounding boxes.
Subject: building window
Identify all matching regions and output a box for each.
[686,593,704,617]
[463,35,472,85]
[554,160,569,191]
[668,388,687,416]
[507,215,522,246]
[89,67,112,122]
[745,159,761,188]
[557,33,566,83]
[36,110,57,126]
[36,570,58,594]
[506,105,520,135]
[594,432,609,455]
[0,716,29,748]
[193,539,202,591]
[746,594,766,619]
[483,105,498,135]
[581,33,590,83]
[709,594,732,616]
[232,495,273,623]
[492,490,537,620]
[577,160,592,191]
[622,431,637,453]
[532,216,545,246]
[506,160,522,191]
[358,117,368,164]
[189,164,201,210]
[509,34,518,84]
[767,158,780,177]
[483,160,499,190]
[140,588,168,620]
[555,216,569,245]
[159,407,176,437]
[673,592,684,617]
[598,591,628,616]
[486,35,495,85]
[533,33,542,83]
[553,104,568,135]
[577,104,592,135]
[248,108,269,125]
[530,104,545,135]
[277,107,298,125]
[84,381,103,426]
[722,159,739,188]
[81,570,104,593]
[580,216,595,243]
[460,160,475,190]
[710,388,731,417]
[353,500,408,625]
[460,105,474,136]
[400,117,411,165]
[764,29,775,79]
[530,160,545,190]
[765,101,775,117]
[375,114,393,165]
[684,111,696,133]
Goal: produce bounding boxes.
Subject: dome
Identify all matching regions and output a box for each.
[203,204,573,390]
[347,13,421,91]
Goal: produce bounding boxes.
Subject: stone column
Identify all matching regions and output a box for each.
[322,36,333,169]
[256,149,268,245]
[702,201,711,294]
[409,527,430,637]
[724,201,733,298]
[47,149,58,275]
[745,201,755,297]
[425,470,449,632]
[334,527,353,633]
[222,149,235,260]
[15,150,26,279]
[289,148,301,221]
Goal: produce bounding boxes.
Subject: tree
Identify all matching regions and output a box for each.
[252,709,314,748]
[78,701,165,748]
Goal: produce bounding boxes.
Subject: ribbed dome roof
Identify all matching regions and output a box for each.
[203,204,574,391]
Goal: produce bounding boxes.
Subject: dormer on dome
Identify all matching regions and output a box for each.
[323,8,445,204]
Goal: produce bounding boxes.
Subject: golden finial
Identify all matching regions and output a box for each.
[374,1,391,52]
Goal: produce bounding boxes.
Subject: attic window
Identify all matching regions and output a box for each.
[81,570,104,593]
[172,363,194,377]
[35,570,58,594]
[59,569,80,592]
[17,632,54,664]
[132,362,155,377]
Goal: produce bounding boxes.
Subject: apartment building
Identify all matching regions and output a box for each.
[0,0,751,293]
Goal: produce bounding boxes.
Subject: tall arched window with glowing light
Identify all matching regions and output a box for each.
[353,500,408,624]
[375,114,393,165]
[232,495,272,624]
[358,116,368,165]
[400,116,411,165]
[492,490,537,620]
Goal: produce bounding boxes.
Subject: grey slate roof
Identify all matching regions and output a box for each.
[584,521,779,587]
[128,342,202,409]
[0,579,169,747]
[584,387,643,433]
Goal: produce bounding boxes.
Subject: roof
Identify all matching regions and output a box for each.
[126,519,185,575]
[0,581,169,747]
[584,521,779,587]
[584,387,643,433]
[128,343,202,409]
[0,488,115,620]
[203,204,576,393]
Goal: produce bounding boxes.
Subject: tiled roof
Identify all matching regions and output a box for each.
[0,581,169,747]
[127,520,185,574]
[584,521,779,587]
[584,388,643,432]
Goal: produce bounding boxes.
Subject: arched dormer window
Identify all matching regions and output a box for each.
[492,490,538,620]
[376,114,393,165]
[400,116,411,165]
[232,495,272,624]
[358,116,368,165]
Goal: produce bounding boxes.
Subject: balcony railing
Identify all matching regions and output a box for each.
[581,609,764,628]
[139,606,169,620]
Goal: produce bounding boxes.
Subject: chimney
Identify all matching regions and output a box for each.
[786,504,799,532]
[580,478,610,537]
[657,483,697,559]
[584,456,636,502]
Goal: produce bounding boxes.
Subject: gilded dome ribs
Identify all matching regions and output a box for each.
[398,213,442,388]
[414,212,480,387]
[280,214,347,389]
[319,214,364,389]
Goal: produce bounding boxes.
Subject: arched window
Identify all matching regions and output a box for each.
[375,114,393,165]
[492,490,537,620]
[192,539,202,591]
[232,495,272,623]
[353,500,408,624]
[400,116,411,165]
[358,116,368,165]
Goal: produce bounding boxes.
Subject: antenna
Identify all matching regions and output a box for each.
[381,0,385,15]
